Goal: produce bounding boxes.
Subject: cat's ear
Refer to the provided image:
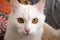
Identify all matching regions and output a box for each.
[9,0,22,11]
[33,0,46,13]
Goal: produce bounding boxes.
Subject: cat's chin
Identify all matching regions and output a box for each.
[25,32,37,36]
[23,34,32,37]
[18,32,36,37]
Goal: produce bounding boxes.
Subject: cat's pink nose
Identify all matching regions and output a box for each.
[25,28,30,33]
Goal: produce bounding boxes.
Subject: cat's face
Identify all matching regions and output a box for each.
[9,5,45,36]
[8,0,46,37]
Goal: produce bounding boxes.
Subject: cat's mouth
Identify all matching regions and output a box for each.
[24,33,30,36]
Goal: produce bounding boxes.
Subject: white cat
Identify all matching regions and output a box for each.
[4,0,60,40]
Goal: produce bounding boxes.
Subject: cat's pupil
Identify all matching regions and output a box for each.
[17,18,24,23]
[32,18,38,24]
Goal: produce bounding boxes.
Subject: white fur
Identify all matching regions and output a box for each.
[4,2,46,40]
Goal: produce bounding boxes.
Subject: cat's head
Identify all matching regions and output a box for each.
[8,0,46,36]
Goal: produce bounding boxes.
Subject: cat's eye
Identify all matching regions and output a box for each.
[32,18,38,24]
[17,18,24,23]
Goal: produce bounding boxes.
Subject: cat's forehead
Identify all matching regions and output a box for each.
[14,5,42,20]
[14,5,42,18]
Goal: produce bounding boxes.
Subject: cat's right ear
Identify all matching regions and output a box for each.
[7,0,22,11]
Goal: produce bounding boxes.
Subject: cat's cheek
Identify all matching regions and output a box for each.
[15,21,24,29]
[29,28,37,34]
[17,28,24,34]
[18,29,22,33]
[16,25,24,33]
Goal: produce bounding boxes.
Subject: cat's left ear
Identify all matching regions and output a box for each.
[33,0,46,12]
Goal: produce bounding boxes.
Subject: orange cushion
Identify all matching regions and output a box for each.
[0,0,11,14]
